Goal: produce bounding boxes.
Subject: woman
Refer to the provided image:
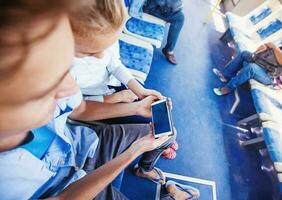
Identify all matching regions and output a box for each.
[213,42,282,95]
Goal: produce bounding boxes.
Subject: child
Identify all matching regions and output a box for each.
[69,1,161,103]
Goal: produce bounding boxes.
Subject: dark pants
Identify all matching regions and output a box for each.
[84,124,176,200]
[144,8,185,52]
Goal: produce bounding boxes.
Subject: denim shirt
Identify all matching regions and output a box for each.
[0,91,99,199]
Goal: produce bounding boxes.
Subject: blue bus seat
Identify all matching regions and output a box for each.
[262,121,282,195]
[225,0,282,53]
[119,33,154,83]
[249,80,282,121]
[123,0,166,48]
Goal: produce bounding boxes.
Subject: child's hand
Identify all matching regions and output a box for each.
[139,88,162,100]
[117,89,138,103]
[135,95,157,117]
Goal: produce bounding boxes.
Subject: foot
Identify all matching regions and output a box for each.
[237,132,253,141]
[212,68,227,82]
[133,164,166,185]
[170,140,179,151]
[162,48,178,65]
[166,181,200,200]
[213,87,230,96]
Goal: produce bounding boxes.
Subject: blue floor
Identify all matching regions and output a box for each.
[121,1,272,199]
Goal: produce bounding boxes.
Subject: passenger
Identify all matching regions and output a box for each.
[69,0,161,103]
[213,43,282,95]
[0,0,180,199]
[69,0,179,160]
[130,0,185,65]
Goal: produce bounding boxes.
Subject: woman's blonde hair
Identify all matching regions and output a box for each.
[70,0,126,37]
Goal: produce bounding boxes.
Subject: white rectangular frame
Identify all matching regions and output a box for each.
[155,172,217,200]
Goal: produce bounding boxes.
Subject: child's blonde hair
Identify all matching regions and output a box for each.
[70,0,126,37]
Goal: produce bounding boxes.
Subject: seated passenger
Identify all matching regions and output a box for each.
[130,0,185,65]
[70,3,161,103]
[213,43,282,95]
[70,0,179,160]
[0,1,185,199]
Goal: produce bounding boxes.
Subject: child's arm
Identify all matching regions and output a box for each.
[69,96,158,121]
[127,79,162,100]
[108,42,162,100]
[110,63,162,100]
[104,90,138,103]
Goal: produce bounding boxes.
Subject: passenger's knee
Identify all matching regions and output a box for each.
[178,11,185,24]
[241,51,250,58]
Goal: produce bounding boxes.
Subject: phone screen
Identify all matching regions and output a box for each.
[152,101,171,135]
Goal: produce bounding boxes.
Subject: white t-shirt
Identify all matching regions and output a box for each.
[71,42,134,102]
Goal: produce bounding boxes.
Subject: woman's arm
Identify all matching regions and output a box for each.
[47,133,170,200]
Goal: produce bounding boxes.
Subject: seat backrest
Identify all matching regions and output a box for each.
[249,7,272,25]
[256,18,282,39]
[245,0,281,19]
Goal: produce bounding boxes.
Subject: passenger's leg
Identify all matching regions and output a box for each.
[138,134,175,172]
[225,63,273,91]
[84,124,150,172]
[84,124,174,199]
[222,51,253,79]
[95,186,129,200]
[163,10,185,53]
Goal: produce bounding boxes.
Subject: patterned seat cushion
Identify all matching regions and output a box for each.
[249,7,272,25]
[251,88,282,116]
[126,17,165,41]
[257,19,282,39]
[119,40,153,75]
[263,127,282,163]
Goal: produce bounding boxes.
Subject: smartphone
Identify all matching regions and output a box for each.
[151,98,174,138]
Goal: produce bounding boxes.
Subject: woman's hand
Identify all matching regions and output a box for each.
[128,124,171,156]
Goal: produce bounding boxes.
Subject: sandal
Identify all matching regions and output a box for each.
[162,148,177,159]
[212,68,227,82]
[213,87,229,96]
[133,164,166,185]
[166,180,200,200]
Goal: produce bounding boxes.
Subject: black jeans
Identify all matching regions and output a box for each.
[84,124,176,200]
